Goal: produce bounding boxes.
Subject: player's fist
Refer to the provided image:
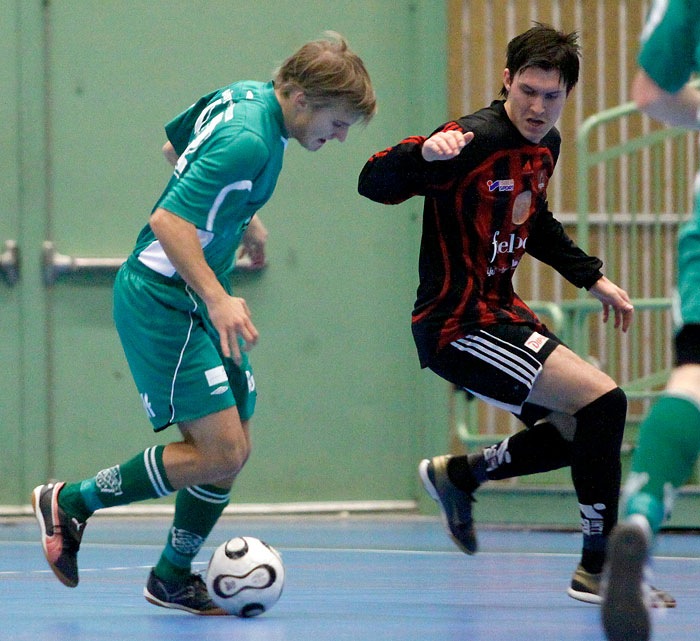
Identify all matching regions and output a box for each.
[421,130,474,162]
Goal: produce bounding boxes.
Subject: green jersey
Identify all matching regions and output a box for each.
[130,80,288,279]
[639,0,700,91]
[640,0,700,328]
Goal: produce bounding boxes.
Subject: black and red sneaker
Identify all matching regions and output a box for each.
[31,482,86,588]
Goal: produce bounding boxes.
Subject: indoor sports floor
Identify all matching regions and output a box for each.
[2,513,699,641]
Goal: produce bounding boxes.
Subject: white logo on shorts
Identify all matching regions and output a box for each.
[246,371,255,392]
[210,385,229,395]
[140,393,156,418]
[205,365,228,386]
[524,332,549,353]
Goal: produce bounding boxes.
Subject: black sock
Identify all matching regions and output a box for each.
[481,422,572,480]
[571,387,627,566]
[581,548,605,575]
[446,456,483,492]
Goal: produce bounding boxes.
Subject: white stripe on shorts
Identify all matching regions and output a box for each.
[451,331,542,389]
[169,286,199,424]
[455,336,540,382]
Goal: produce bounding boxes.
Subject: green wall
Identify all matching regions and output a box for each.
[1,1,451,507]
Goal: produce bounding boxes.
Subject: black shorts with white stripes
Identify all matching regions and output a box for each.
[427,324,561,414]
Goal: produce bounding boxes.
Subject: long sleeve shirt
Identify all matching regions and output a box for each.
[358,100,603,366]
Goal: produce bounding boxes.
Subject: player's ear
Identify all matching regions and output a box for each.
[502,68,512,93]
[291,90,308,112]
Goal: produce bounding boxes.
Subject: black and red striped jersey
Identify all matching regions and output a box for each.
[358,100,603,367]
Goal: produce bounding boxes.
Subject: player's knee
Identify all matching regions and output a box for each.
[198,433,250,481]
[216,437,251,479]
[598,385,627,422]
[575,386,627,440]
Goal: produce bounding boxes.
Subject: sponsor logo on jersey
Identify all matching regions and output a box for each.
[489,230,527,263]
[524,332,549,353]
[487,179,515,192]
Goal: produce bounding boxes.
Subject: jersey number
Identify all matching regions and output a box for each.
[174,89,235,178]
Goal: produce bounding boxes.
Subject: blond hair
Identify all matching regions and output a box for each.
[274,32,376,123]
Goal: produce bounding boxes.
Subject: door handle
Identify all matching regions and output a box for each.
[41,240,265,286]
[0,240,20,286]
[42,241,125,286]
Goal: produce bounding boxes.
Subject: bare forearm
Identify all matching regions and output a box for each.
[149,207,227,306]
[632,69,700,129]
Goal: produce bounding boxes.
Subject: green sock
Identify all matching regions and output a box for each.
[154,484,231,583]
[623,394,700,534]
[59,445,174,521]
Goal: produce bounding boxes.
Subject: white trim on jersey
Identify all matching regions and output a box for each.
[206,181,253,231]
[451,331,542,388]
[137,229,214,277]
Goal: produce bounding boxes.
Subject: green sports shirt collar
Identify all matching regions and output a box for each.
[265,80,289,141]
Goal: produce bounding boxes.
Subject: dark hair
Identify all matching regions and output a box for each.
[274,31,376,124]
[499,23,580,97]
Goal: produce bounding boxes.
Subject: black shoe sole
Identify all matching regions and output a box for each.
[601,524,650,641]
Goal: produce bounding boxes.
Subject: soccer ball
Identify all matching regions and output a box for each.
[205,536,285,617]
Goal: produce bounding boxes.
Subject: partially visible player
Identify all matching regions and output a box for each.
[359,23,674,607]
[602,3,700,640]
[32,32,375,615]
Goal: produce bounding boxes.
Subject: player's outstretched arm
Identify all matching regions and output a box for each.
[588,275,635,333]
[632,69,700,129]
[421,130,474,162]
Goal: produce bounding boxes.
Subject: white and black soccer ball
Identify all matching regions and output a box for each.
[205,536,285,617]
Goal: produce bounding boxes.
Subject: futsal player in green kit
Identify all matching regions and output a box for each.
[601,2,700,640]
[31,32,376,615]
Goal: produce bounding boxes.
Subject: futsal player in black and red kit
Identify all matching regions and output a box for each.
[359,24,675,606]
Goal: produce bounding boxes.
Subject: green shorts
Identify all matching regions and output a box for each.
[113,258,257,431]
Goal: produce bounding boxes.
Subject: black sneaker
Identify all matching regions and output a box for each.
[31,482,86,588]
[144,569,227,616]
[569,560,675,607]
[419,455,478,554]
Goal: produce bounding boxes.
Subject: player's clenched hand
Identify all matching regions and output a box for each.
[238,214,268,269]
[421,130,474,162]
[588,276,635,333]
[207,294,259,365]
